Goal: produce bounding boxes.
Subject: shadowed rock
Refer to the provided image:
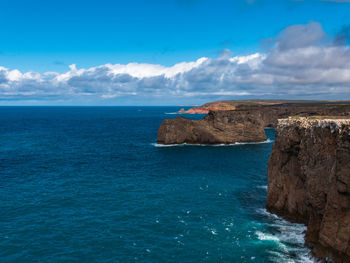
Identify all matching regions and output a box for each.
[267,117,350,262]
[157,110,267,145]
[158,103,350,145]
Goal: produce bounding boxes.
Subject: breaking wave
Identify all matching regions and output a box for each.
[255,208,315,263]
[152,138,273,147]
[164,112,182,115]
[257,185,268,190]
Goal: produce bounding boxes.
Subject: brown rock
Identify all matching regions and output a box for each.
[157,110,267,145]
[251,104,350,128]
[185,107,211,114]
[267,117,350,262]
[179,100,350,115]
[162,103,350,146]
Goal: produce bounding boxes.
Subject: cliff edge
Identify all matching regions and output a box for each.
[157,110,267,145]
[158,103,350,145]
[267,117,350,262]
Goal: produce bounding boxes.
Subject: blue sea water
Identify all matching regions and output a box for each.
[0,107,313,263]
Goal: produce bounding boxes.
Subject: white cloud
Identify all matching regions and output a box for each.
[7,69,23,81]
[1,22,350,104]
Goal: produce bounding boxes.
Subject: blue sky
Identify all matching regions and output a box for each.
[1,0,349,72]
[1,0,350,105]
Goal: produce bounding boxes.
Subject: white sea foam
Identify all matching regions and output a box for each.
[255,208,316,263]
[152,138,273,147]
[164,112,182,115]
[257,185,268,190]
[256,231,280,242]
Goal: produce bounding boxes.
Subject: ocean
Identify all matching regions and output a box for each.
[0,107,313,262]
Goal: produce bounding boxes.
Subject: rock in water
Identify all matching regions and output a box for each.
[267,116,350,262]
[157,110,267,145]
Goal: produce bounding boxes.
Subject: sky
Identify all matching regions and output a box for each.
[1,0,350,105]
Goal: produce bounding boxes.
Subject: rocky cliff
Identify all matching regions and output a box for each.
[157,110,266,144]
[178,101,237,114]
[158,103,350,145]
[257,104,350,128]
[267,117,350,262]
[178,107,214,114]
[180,100,350,115]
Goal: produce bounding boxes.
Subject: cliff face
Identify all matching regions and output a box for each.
[179,107,214,114]
[267,117,350,262]
[250,104,350,127]
[157,110,266,144]
[179,102,237,114]
[159,104,350,145]
[180,100,350,115]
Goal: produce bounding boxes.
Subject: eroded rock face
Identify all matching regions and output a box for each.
[179,105,236,114]
[179,101,350,116]
[158,104,350,145]
[157,110,267,144]
[267,117,350,262]
[251,104,350,128]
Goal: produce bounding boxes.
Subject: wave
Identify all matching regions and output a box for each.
[257,185,268,190]
[256,231,281,242]
[152,138,274,147]
[255,208,315,263]
[164,112,181,115]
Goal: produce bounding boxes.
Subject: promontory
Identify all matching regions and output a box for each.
[157,100,350,145]
[267,117,350,262]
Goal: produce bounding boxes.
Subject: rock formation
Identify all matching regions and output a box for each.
[178,107,213,114]
[267,117,350,262]
[159,103,350,145]
[157,110,267,144]
[180,100,350,115]
[257,104,350,128]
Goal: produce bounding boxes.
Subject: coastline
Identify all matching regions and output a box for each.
[267,117,350,262]
[157,102,350,262]
[152,138,273,147]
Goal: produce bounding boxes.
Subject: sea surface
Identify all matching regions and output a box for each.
[0,107,313,263]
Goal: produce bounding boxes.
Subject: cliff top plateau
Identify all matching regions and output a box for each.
[179,100,350,114]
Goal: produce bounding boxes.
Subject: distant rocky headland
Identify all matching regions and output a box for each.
[267,117,350,262]
[178,100,350,114]
[158,101,350,145]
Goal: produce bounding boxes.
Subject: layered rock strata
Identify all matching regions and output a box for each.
[267,117,350,262]
[158,104,350,145]
[180,100,350,115]
[157,110,266,145]
[257,104,350,128]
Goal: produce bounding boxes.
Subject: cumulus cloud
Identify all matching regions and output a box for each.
[1,21,350,104]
